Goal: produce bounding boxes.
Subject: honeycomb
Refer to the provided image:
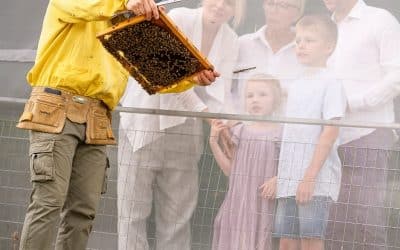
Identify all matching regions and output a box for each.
[98,12,213,94]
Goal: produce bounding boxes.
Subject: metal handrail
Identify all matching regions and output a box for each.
[1,96,399,130]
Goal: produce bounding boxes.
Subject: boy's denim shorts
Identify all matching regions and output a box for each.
[272,196,332,239]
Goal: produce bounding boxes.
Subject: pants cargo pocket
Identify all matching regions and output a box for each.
[29,140,56,182]
[101,158,110,194]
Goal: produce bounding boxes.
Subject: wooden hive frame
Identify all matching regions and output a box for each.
[97,10,214,94]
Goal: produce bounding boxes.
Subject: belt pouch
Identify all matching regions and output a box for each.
[85,105,116,145]
[17,92,67,134]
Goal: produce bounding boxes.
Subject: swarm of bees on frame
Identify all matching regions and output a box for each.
[99,21,204,94]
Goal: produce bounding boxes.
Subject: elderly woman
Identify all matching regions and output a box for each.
[232,0,306,113]
[117,1,245,250]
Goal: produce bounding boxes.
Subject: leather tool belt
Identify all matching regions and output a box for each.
[17,87,116,145]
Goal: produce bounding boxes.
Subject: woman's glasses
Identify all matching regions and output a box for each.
[265,0,301,10]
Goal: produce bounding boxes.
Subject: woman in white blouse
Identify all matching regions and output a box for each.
[232,0,305,113]
[117,1,244,250]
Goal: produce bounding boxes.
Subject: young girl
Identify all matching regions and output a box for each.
[211,74,282,250]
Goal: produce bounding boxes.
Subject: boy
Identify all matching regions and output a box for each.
[272,15,347,250]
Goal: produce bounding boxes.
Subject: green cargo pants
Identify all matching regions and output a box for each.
[19,119,109,250]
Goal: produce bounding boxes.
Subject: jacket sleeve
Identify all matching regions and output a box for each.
[347,13,400,111]
[50,0,127,23]
[157,79,195,94]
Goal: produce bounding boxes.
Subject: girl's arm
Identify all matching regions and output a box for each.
[296,125,340,204]
[209,120,233,176]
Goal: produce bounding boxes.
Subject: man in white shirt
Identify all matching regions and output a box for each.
[323,0,400,249]
[117,5,241,250]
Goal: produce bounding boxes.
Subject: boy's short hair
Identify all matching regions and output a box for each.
[245,74,282,111]
[296,14,338,45]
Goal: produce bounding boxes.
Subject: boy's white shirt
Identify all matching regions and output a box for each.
[328,0,400,144]
[119,7,239,152]
[276,68,347,201]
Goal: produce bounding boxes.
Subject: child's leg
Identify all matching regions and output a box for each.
[273,197,301,250]
[280,238,300,250]
[298,196,332,250]
[300,238,324,250]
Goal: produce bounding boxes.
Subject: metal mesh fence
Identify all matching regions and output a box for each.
[1,115,400,250]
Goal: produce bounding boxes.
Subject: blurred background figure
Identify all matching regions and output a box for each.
[117,0,244,249]
[322,0,400,249]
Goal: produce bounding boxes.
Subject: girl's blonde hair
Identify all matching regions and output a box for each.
[245,74,282,112]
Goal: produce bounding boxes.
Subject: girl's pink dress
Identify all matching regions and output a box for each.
[212,123,281,250]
